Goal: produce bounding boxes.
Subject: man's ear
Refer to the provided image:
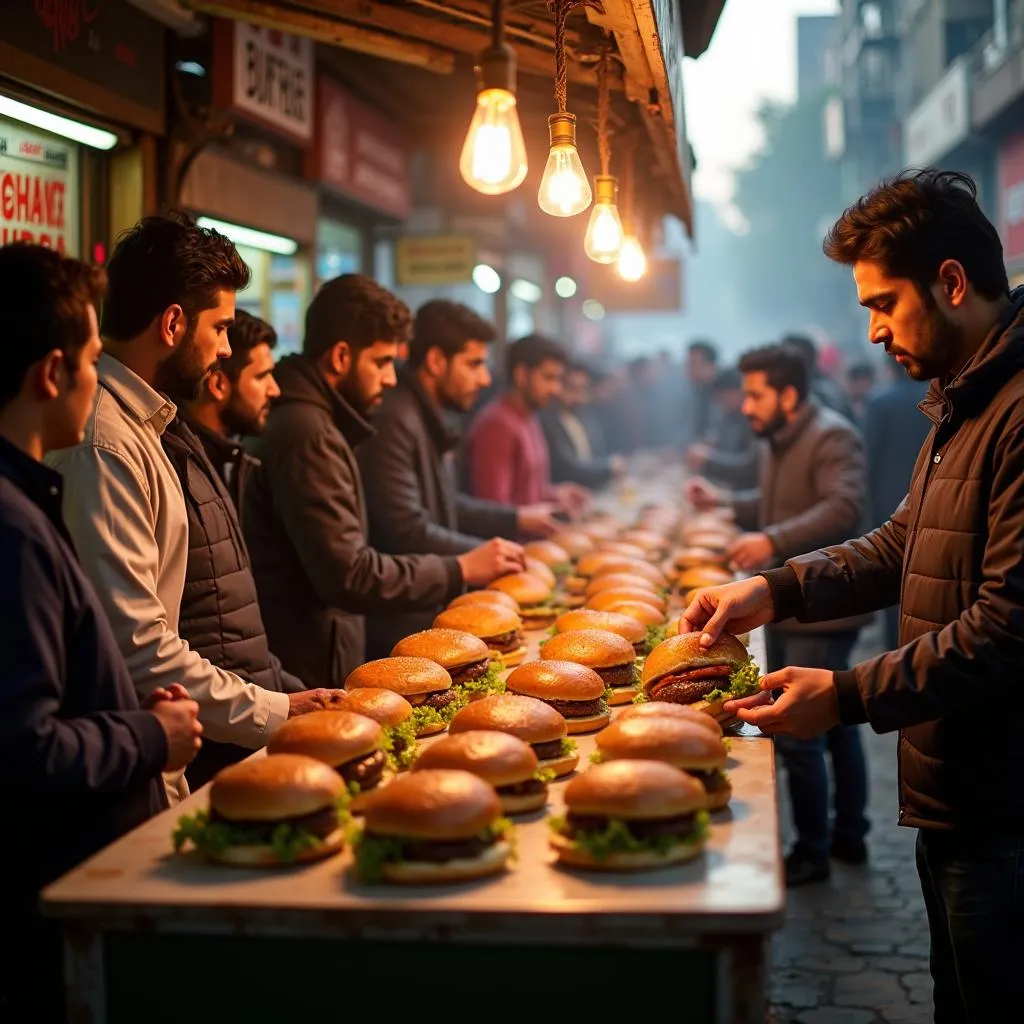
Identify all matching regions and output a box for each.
[34,350,66,400]
[159,304,187,349]
[936,259,969,309]
[206,368,231,403]
[780,384,799,415]
[329,340,352,376]
[512,363,528,392]
[424,346,448,378]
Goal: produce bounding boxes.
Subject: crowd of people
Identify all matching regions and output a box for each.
[1,167,1022,1021]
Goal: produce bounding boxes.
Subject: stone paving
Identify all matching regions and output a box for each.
[768,722,934,1024]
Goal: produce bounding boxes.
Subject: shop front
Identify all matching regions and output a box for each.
[0,0,166,259]
[998,131,1024,287]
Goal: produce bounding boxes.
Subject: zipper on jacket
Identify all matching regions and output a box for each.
[898,416,947,611]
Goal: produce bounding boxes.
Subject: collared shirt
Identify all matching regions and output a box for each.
[558,409,594,460]
[46,353,289,804]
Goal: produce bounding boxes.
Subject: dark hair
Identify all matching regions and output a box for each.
[304,274,411,360]
[102,212,250,341]
[507,333,567,380]
[738,343,809,402]
[409,300,496,368]
[0,243,106,408]
[687,339,718,364]
[221,310,277,382]
[846,361,876,383]
[712,366,743,392]
[566,360,596,380]
[823,169,1009,301]
[780,333,817,371]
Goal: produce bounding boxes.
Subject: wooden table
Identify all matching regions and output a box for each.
[43,474,783,1024]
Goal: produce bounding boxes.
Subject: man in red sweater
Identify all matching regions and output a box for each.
[466,334,590,515]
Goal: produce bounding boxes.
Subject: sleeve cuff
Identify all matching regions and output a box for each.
[759,566,804,621]
[126,710,170,776]
[443,556,465,600]
[834,669,868,725]
[263,689,291,736]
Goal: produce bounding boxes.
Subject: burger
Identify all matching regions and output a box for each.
[592,716,732,810]
[566,553,667,596]
[548,760,710,871]
[578,519,619,542]
[590,558,668,591]
[585,572,662,599]
[433,603,527,666]
[505,659,610,734]
[552,608,650,657]
[599,599,671,648]
[488,571,558,630]
[339,688,419,771]
[523,540,571,576]
[593,540,647,562]
[617,700,725,736]
[447,589,521,614]
[539,628,639,705]
[391,628,504,699]
[353,769,514,883]
[172,754,347,866]
[550,528,595,561]
[620,529,670,561]
[413,731,550,814]
[641,632,760,728]
[449,694,578,778]
[672,546,730,572]
[267,710,389,808]
[345,656,462,736]
[587,587,668,616]
[677,566,735,600]
[679,529,735,554]
[524,557,558,592]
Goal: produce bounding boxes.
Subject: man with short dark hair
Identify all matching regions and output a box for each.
[244,277,525,688]
[358,300,557,654]
[0,244,201,1020]
[681,170,1024,1018]
[686,342,870,887]
[46,214,297,805]
[466,333,590,513]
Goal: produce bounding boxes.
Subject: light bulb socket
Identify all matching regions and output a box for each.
[477,43,517,94]
[594,175,618,204]
[547,112,577,148]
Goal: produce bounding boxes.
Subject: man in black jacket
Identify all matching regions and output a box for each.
[360,300,554,655]
[682,171,1024,1019]
[0,244,202,1021]
[245,276,525,687]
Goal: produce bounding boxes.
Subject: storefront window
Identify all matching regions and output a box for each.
[236,244,310,356]
[317,219,363,287]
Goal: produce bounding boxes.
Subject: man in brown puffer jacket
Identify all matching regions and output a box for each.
[681,170,1024,1021]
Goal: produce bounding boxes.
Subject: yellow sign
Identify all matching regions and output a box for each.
[395,235,476,286]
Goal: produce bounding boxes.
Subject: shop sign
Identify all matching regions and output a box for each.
[214,20,313,144]
[597,257,684,313]
[311,77,411,219]
[999,132,1024,265]
[0,119,79,255]
[904,57,970,167]
[395,235,475,286]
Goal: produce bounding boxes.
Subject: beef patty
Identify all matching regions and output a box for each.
[336,749,386,790]
[565,812,697,840]
[209,804,339,841]
[486,630,525,654]
[648,666,731,704]
[531,738,567,760]
[542,697,605,718]
[412,687,461,711]
[364,830,499,863]
[495,778,546,796]
[596,662,636,689]
[449,659,490,685]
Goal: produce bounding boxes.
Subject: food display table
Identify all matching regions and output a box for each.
[42,475,783,1023]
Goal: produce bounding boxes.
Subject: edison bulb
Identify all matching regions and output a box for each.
[538,144,592,217]
[584,177,624,263]
[617,234,647,281]
[459,88,528,195]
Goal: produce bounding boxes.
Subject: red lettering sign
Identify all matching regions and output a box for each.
[33,0,100,54]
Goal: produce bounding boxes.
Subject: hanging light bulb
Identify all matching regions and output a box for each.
[584,175,624,263]
[617,233,647,281]
[459,3,527,196]
[538,113,592,217]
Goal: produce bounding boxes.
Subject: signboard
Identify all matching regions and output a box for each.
[214,20,313,144]
[999,132,1024,266]
[596,257,684,313]
[395,235,475,286]
[0,119,79,255]
[310,77,411,219]
[904,57,970,166]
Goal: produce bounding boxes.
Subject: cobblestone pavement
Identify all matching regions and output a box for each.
[768,722,933,1024]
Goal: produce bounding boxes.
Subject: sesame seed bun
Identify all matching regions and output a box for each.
[210,754,346,822]
[561,759,708,820]
[587,588,668,615]
[433,603,523,641]
[487,571,552,606]
[642,632,748,690]
[603,601,667,627]
[449,693,566,745]
[523,540,571,568]
[585,572,661,598]
[447,590,521,613]
[524,557,558,591]
[390,629,490,671]
[339,688,413,728]
[505,659,606,701]
[676,566,735,593]
[617,701,724,736]
[267,711,382,766]
[345,656,453,698]
[550,529,595,560]
[540,629,635,669]
[554,609,646,647]
[595,717,728,771]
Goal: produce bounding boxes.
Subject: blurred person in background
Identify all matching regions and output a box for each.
[845,361,877,427]
[358,300,554,655]
[245,276,524,688]
[580,364,614,457]
[783,332,856,422]
[687,342,870,887]
[685,366,759,489]
[863,361,930,650]
[678,339,720,447]
[0,243,201,1023]
[541,360,625,488]
[466,332,590,515]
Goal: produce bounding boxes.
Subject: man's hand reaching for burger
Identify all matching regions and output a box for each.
[679,575,776,647]
[724,667,839,739]
[727,532,775,573]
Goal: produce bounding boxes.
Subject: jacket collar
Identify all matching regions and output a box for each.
[0,433,70,540]
[398,365,459,454]
[182,414,249,466]
[98,353,176,435]
[920,287,1024,425]
[272,354,376,449]
[769,400,818,455]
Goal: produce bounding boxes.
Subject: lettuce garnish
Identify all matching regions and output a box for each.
[548,810,710,862]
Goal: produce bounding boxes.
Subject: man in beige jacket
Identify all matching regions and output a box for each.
[47,214,344,803]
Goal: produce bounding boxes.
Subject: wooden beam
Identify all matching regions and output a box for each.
[184,0,456,72]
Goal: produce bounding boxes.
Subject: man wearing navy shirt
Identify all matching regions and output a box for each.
[0,244,202,1022]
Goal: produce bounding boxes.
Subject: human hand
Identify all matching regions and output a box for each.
[724,667,838,739]
[287,689,349,717]
[685,444,711,472]
[143,683,191,708]
[678,575,776,645]
[516,503,561,538]
[728,532,775,572]
[457,537,527,587]
[552,483,591,520]
[150,698,203,770]
[684,477,727,511]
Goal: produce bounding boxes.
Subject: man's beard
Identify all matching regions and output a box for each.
[221,400,269,438]
[748,407,788,439]
[336,373,380,417]
[885,304,964,382]
[156,321,218,402]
